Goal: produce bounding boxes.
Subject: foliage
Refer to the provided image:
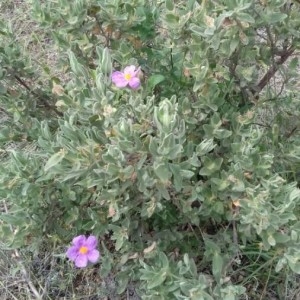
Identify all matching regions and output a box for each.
[1,0,300,298]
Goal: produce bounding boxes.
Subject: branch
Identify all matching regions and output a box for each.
[252,46,295,95]
[14,75,63,117]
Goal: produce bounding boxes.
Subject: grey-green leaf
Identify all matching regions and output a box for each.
[44,150,66,171]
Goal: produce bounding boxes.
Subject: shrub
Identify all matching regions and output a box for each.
[1,0,300,298]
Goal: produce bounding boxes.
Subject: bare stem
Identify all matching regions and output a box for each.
[14,75,63,117]
[253,46,295,94]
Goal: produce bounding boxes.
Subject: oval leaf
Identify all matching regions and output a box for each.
[148,74,165,89]
[44,150,66,171]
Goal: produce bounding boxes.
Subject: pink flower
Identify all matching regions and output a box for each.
[66,235,100,268]
[111,65,141,90]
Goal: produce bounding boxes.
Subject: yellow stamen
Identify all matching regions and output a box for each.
[79,246,88,254]
[124,73,132,80]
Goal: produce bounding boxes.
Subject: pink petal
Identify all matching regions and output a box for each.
[86,236,97,249]
[111,71,128,88]
[123,65,136,76]
[87,249,100,263]
[75,255,88,268]
[72,235,86,246]
[66,246,78,261]
[128,77,140,90]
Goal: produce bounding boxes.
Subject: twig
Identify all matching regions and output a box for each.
[170,48,174,70]
[94,15,111,47]
[252,46,295,94]
[286,126,298,139]
[275,77,286,98]
[14,75,63,117]
[250,122,271,128]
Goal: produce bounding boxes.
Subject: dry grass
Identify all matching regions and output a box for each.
[1,0,62,80]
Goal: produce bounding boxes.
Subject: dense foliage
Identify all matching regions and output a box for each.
[1,0,300,298]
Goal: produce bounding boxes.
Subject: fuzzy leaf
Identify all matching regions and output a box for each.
[44,150,66,171]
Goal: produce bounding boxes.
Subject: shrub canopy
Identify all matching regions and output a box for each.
[1,0,300,298]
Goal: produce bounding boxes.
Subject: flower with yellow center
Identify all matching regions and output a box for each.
[66,235,100,268]
[111,65,141,90]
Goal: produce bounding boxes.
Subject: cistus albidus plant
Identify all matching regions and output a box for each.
[1,0,300,298]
